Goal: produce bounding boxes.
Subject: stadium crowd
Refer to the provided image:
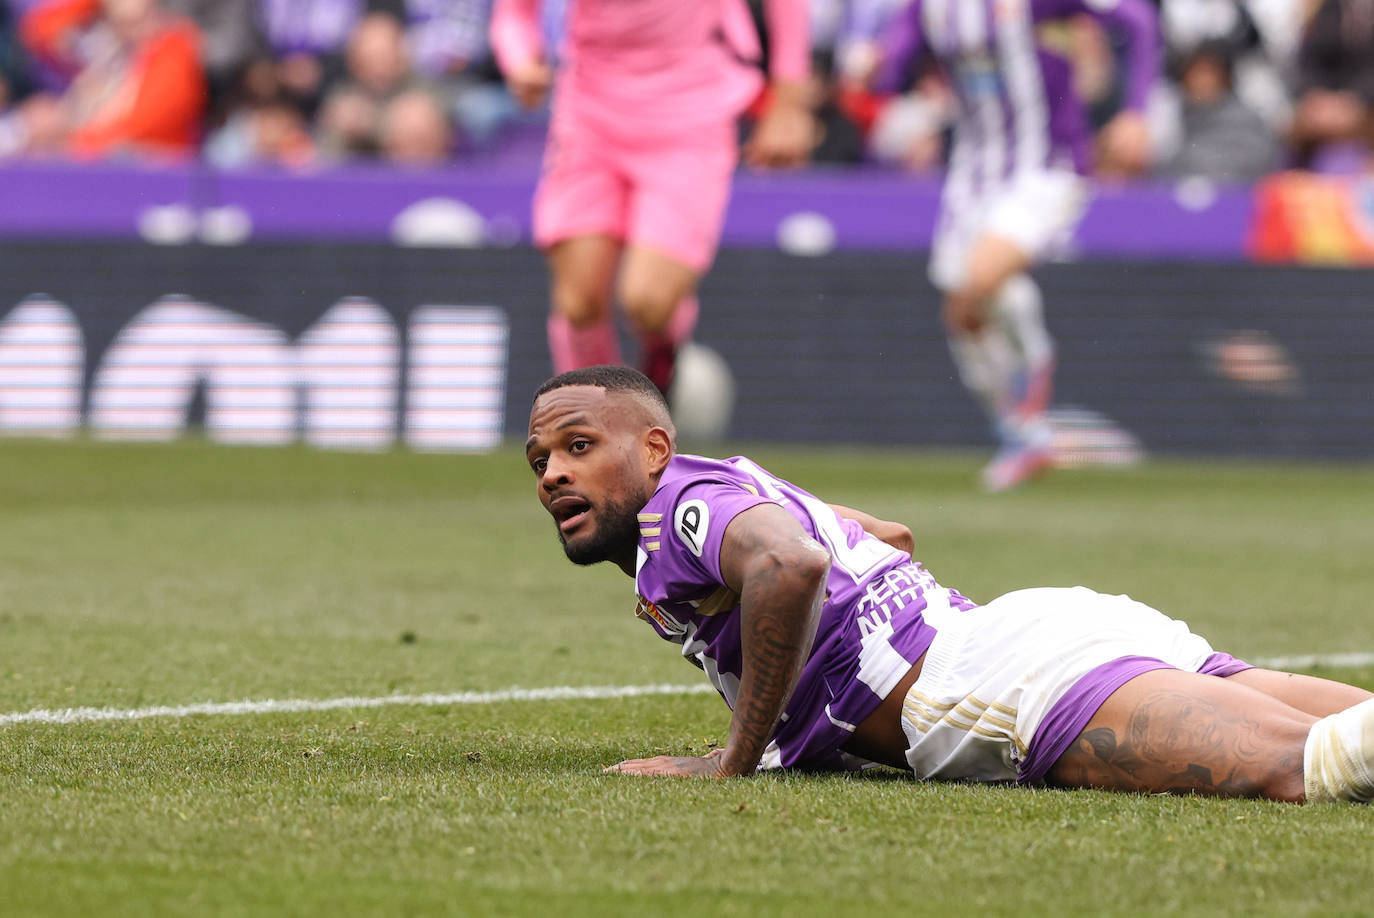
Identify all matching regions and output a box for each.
[0,0,1369,178]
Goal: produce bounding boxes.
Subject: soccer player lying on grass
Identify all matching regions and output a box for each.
[525,366,1374,802]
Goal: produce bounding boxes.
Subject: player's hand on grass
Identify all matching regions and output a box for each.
[605,747,730,777]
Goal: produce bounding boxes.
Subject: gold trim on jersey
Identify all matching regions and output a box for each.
[692,586,740,617]
[640,514,664,550]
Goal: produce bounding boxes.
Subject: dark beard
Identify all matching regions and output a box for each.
[559,491,645,566]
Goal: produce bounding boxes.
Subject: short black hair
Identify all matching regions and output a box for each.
[533,365,670,414]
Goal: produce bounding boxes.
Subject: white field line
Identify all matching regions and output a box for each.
[0,682,717,727]
[1253,651,1374,671]
[2,652,1372,728]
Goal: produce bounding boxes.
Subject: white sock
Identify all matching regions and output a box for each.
[1303,697,1374,803]
[992,274,1053,369]
[948,327,1017,426]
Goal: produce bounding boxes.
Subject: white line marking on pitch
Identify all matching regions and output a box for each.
[1,652,1371,727]
[1253,651,1374,670]
[0,683,718,726]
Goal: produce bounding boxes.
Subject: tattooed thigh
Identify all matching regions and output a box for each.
[1046,688,1305,799]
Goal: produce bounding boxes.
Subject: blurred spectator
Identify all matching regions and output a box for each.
[809,0,905,88]
[257,0,364,116]
[1156,38,1282,181]
[402,0,533,149]
[866,65,949,172]
[378,83,450,161]
[314,10,452,161]
[1159,0,1294,139]
[3,0,206,160]
[406,0,488,75]
[1291,0,1374,172]
[2,2,35,112]
[163,0,262,102]
[203,87,315,168]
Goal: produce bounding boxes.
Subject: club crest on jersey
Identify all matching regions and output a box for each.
[635,594,685,635]
[674,499,709,557]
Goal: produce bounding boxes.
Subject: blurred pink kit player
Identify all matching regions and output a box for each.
[490,0,812,392]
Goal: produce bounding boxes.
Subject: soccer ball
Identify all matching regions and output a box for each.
[669,343,736,443]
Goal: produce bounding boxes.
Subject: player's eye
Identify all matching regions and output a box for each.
[570,438,590,453]
[530,456,547,474]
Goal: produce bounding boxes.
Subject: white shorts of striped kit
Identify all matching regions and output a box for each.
[928,167,1089,292]
[900,586,1222,784]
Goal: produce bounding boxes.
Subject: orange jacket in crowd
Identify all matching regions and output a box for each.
[21,0,206,159]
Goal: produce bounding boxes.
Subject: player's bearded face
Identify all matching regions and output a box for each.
[557,485,647,565]
[528,384,663,568]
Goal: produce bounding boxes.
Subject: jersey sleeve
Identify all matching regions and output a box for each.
[651,480,775,594]
[761,0,810,85]
[872,0,927,94]
[488,0,544,79]
[1045,0,1160,112]
[19,0,99,74]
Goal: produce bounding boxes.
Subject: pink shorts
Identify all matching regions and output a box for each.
[533,112,739,273]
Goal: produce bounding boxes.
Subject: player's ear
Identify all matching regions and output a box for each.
[644,426,673,476]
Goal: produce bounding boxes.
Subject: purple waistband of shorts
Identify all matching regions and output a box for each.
[1017,651,1254,786]
[1196,651,1254,678]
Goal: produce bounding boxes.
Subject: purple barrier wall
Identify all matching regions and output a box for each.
[0,162,1254,259]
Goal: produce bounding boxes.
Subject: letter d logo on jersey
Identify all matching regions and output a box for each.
[674,499,709,558]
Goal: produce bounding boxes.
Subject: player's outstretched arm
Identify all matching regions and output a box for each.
[1084,0,1159,178]
[743,0,814,169]
[829,503,914,555]
[489,0,552,109]
[607,503,829,778]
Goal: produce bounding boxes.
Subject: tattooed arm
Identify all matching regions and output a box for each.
[607,503,830,778]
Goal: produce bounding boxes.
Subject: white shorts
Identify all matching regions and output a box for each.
[928,168,1089,291]
[900,586,1246,784]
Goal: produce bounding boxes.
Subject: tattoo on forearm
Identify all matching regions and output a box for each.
[735,617,799,750]
[725,543,825,775]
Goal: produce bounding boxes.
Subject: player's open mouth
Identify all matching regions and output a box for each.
[550,495,591,533]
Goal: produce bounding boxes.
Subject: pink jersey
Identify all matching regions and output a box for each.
[491,0,810,135]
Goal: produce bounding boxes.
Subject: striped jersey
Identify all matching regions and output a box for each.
[879,0,1160,179]
[632,454,975,770]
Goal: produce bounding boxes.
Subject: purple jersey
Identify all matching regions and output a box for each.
[633,454,976,770]
[878,0,1160,178]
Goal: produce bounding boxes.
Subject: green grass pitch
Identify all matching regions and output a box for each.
[1,437,1371,917]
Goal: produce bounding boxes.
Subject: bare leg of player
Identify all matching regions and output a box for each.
[546,235,623,373]
[1049,668,1374,803]
[618,245,701,394]
[944,234,1053,491]
[1224,668,1373,716]
[943,233,1031,335]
